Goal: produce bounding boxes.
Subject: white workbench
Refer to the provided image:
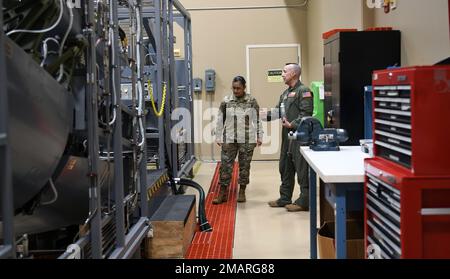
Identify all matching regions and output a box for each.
[301,146,370,259]
[301,146,370,183]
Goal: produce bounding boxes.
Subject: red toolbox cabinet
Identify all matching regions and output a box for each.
[371,65,450,176]
[365,158,450,259]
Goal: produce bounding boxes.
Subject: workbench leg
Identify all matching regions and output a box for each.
[309,167,317,259]
[335,186,347,259]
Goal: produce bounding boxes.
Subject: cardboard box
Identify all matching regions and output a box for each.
[317,220,365,259]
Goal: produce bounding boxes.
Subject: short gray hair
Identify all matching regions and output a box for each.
[286,63,301,77]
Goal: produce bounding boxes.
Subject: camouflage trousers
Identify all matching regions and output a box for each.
[219,143,257,188]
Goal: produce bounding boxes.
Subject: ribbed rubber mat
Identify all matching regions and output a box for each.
[185,162,238,259]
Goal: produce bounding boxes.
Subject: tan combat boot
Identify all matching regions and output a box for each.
[212,187,228,204]
[237,185,246,203]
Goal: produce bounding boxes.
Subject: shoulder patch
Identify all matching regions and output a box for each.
[302,91,312,98]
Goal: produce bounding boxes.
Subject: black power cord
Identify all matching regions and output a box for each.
[176,178,212,232]
[162,128,211,231]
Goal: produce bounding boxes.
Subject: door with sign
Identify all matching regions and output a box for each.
[247,44,301,160]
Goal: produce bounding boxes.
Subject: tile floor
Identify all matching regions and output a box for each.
[188,161,311,259]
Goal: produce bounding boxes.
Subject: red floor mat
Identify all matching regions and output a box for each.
[185,162,238,259]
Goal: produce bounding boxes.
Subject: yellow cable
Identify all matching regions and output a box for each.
[148,80,166,117]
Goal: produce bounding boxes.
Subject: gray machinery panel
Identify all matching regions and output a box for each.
[176,59,188,109]
[3,37,73,211]
[121,66,154,101]
[0,156,112,236]
[0,0,195,257]
[3,1,83,50]
[144,65,159,129]
[72,75,87,131]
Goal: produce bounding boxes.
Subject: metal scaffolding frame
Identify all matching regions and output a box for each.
[111,0,127,255]
[105,0,150,259]
[155,0,166,171]
[109,0,150,259]
[119,1,195,179]
[168,0,179,180]
[0,0,16,259]
[2,0,194,259]
[176,8,195,178]
[62,0,151,259]
[168,0,195,178]
[84,0,103,259]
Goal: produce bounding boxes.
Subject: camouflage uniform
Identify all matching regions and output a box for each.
[266,81,313,208]
[216,94,263,190]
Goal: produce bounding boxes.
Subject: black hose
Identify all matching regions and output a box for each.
[178,179,211,232]
[160,124,211,231]
[178,178,212,232]
[163,138,178,194]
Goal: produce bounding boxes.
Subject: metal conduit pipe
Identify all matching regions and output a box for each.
[186,1,308,12]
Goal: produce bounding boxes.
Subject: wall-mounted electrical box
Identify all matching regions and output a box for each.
[205,69,216,93]
[193,78,202,93]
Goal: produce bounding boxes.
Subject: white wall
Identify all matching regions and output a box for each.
[373,0,450,66]
[306,0,364,83]
[176,0,450,159]
[179,0,308,160]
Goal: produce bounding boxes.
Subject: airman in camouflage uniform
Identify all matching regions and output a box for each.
[214,76,263,204]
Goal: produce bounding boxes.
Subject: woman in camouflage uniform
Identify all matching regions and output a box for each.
[213,76,263,204]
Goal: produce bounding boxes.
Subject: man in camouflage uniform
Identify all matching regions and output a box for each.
[263,64,313,212]
[214,76,263,204]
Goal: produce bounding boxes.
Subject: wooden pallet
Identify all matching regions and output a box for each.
[145,195,197,259]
